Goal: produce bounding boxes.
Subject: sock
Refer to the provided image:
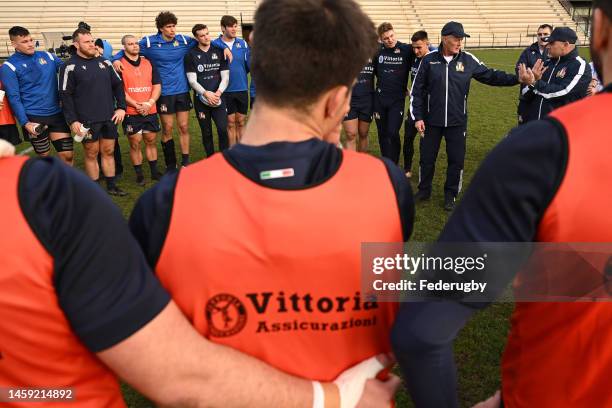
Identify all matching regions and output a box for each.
[148,159,159,174]
[181,153,189,166]
[106,176,116,189]
[162,140,177,169]
[134,164,143,176]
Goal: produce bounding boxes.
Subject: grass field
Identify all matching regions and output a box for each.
[27,47,589,407]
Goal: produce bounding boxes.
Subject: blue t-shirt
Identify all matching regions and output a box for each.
[212,36,249,92]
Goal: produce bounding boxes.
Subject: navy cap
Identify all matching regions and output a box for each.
[544,27,577,44]
[441,21,470,38]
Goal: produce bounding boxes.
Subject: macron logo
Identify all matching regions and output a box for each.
[128,86,152,93]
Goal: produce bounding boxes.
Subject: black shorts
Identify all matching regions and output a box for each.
[123,114,161,136]
[223,91,249,115]
[0,124,21,145]
[157,93,192,114]
[83,120,119,142]
[344,95,373,123]
[22,112,71,140]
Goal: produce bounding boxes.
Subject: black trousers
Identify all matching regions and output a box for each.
[418,125,466,197]
[403,117,418,172]
[194,97,229,157]
[374,94,406,164]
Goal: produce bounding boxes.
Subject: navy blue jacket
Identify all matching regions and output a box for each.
[516,42,549,122]
[410,45,518,127]
[524,47,591,121]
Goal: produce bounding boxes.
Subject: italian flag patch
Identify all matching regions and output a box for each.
[260,168,295,180]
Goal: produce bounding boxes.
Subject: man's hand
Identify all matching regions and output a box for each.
[223,48,233,63]
[136,100,154,116]
[518,63,535,86]
[331,353,400,408]
[472,390,501,408]
[587,79,599,96]
[415,120,426,136]
[24,122,39,136]
[0,139,16,158]
[112,60,124,73]
[215,89,222,98]
[70,121,86,137]
[204,91,220,106]
[112,109,126,125]
[531,59,547,81]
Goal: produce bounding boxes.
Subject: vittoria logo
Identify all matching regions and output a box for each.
[160,104,167,113]
[197,64,204,73]
[206,294,247,337]
[379,55,384,64]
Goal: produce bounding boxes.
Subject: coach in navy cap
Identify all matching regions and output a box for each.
[441,21,470,38]
[545,26,578,44]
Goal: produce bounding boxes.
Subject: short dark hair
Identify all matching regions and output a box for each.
[78,21,91,31]
[9,26,30,40]
[94,38,104,48]
[72,28,91,42]
[593,0,612,19]
[538,24,553,31]
[156,11,178,29]
[192,24,208,37]
[221,15,238,28]
[377,22,393,37]
[411,30,429,42]
[251,0,377,110]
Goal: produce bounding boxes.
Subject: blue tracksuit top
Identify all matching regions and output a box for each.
[0,51,63,125]
[212,36,249,92]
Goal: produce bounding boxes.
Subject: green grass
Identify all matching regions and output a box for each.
[23,47,589,407]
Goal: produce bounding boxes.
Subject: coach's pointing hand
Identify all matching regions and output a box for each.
[112,109,126,125]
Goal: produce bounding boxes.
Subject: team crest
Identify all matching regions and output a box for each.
[126,125,133,133]
[212,53,218,60]
[38,57,47,65]
[99,62,105,69]
[173,40,179,47]
[197,64,204,72]
[556,67,567,79]
[206,294,247,337]
[394,48,401,54]
[198,112,206,119]
[456,62,465,72]
[236,43,241,48]
[160,104,167,113]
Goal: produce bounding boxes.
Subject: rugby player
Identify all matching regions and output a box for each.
[373,23,416,164]
[130,0,412,399]
[59,28,127,196]
[185,24,230,156]
[0,148,398,407]
[212,15,250,146]
[113,11,232,169]
[0,77,20,145]
[120,34,162,185]
[404,30,432,178]
[393,2,612,406]
[342,57,374,152]
[0,26,73,165]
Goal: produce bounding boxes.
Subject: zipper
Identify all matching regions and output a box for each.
[463,95,466,114]
[445,63,449,127]
[427,95,430,112]
[538,59,559,119]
